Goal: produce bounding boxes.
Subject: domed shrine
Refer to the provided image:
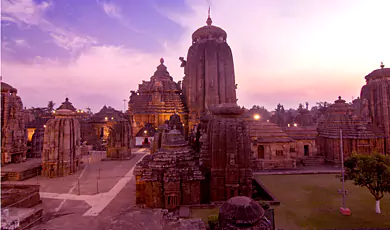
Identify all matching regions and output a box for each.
[218,196,272,230]
[317,96,385,164]
[128,58,188,139]
[106,117,132,160]
[360,62,390,155]
[1,82,27,165]
[133,127,204,209]
[42,98,81,177]
[181,11,237,131]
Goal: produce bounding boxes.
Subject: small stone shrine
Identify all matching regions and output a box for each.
[31,127,44,158]
[217,196,271,230]
[42,99,81,177]
[106,118,132,160]
[134,127,204,209]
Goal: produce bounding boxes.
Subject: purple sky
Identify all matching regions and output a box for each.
[2,0,390,112]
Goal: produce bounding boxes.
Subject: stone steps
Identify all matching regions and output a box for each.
[302,156,325,166]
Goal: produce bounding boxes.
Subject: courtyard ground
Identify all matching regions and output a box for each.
[7,148,164,230]
[256,174,390,230]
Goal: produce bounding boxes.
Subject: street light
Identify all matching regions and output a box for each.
[338,128,351,216]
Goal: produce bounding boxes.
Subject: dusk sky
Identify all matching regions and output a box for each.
[2,0,390,112]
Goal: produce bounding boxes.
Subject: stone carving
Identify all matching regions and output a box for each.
[1,82,27,165]
[106,118,132,160]
[42,99,81,177]
[31,127,44,158]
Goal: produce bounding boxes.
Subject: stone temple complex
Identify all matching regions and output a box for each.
[360,62,390,155]
[181,13,237,130]
[129,58,187,138]
[1,82,27,165]
[42,105,81,177]
[317,96,385,164]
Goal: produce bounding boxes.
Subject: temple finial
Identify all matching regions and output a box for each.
[380,62,385,69]
[206,6,212,26]
[160,58,164,64]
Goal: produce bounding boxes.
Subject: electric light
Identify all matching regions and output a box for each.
[43,125,46,128]
[105,117,108,121]
[294,123,298,127]
[253,114,260,120]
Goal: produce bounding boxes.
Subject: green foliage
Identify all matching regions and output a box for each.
[344,153,390,200]
[208,215,218,225]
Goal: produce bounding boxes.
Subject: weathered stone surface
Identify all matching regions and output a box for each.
[182,15,237,130]
[31,127,44,158]
[129,58,188,138]
[218,196,271,230]
[42,99,81,178]
[134,122,204,209]
[317,96,385,164]
[206,103,253,201]
[1,82,27,165]
[106,118,132,160]
[360,63,390,155]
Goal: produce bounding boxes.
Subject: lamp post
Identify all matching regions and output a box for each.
[338,128,351,215]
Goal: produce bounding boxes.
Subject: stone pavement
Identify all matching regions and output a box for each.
[13,148,164,230]
[254,166,342,175]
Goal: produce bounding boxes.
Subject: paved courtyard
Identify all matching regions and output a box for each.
[10,148,163,230]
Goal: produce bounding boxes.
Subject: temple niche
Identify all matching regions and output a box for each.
[106,118,132,160]
[128,58,188,139]
[1,82,27,165]
[133,126,204,209]
[42,100,81,178]
[317,96,385,164]
[360,62,390,155]
[181,13,237,130]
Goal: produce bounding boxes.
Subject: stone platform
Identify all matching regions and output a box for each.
[1,158,42,181]
[1,206,43,230]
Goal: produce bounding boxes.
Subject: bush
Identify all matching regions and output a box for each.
[208,215,218,225]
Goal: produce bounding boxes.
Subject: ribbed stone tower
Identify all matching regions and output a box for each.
[1,82,27,165]
[42,99,81,177]
[206,103,252,201]
[181,10,237,130]
[360,62,390,155]
[106,118,132,160]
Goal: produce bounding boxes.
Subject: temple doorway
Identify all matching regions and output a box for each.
[143,138,149,145]
[258,145,265,159]
[100,127,104,138]
[166,194,179,209]
[304,145,309,156]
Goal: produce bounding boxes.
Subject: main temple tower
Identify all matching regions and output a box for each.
[360,62,390,155]
[181,10,237,130]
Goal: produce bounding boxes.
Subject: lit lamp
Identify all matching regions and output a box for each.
[111,117,114,120]
[293,123,298,127]
[43,125,46,128]
[104,117,108,121]
[253,114,260,120]
[144,130,148,134]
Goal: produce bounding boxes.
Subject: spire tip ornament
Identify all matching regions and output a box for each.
[380,62,385,69]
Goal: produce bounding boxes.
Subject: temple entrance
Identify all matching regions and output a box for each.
[166,194,179,209]
[100,127,104,138]
[304,145,309,156]
[258,145,265,159]
[143,138,149,145]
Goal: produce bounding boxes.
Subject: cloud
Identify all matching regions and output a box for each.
[2,0,97,54]
[14,39,29,47]
[101,2,122,20]
[2,0,390,113]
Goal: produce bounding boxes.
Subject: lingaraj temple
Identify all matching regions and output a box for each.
[1,11,389,230]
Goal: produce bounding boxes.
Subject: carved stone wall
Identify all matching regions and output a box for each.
[106,119,132,159]
[42,109,81,177]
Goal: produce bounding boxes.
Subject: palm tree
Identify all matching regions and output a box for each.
[47,101,55,113]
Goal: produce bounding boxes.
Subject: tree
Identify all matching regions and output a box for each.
[344,153,390,213]
[47,101,55,113]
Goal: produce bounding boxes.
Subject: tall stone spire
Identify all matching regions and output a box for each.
[182,12,237,130]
